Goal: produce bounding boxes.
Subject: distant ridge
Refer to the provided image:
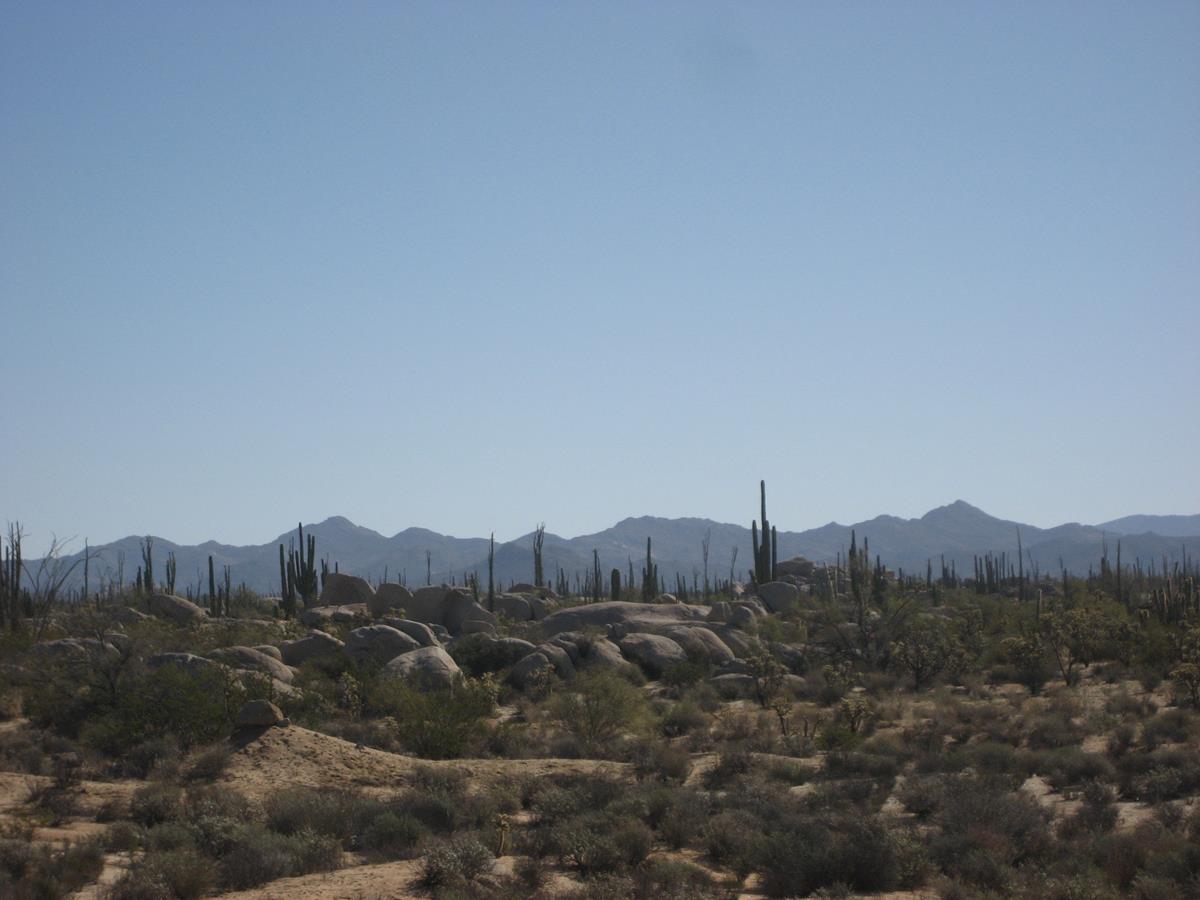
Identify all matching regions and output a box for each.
[30,502,1198,594]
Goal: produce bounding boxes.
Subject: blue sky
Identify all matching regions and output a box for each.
[2,2,1197,549]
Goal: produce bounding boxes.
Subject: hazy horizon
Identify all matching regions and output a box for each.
[3,3,1197,550]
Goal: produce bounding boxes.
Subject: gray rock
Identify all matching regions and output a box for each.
[577,637,639,676]
[536,642,575,679]
[706,601,733,623]
[711,673,757,699]
[509,651,553,688]
[319,572,374,609]
[540,601,707,636]
[236,699,287,728]
[147,652,223,675]
[147,593,207,624]
[381,618,439,647]
[730,606,758,630]
[384,646,462,691]
[32,638,118,662]
[491,593,532,621]
[548,636,580,664]
[344,625,421,665]
[656,625,735,665]
[704,624,758,658]
[406,585,450,624]
[618,633,687,676]
[299,605,368,628]
[371,583,413,619]
[253,644,283,661]
[443,590,495,634]
[110,606,150,624]
[459,618,496,635]
[280,630,344,666]
[208,646,296,684]
[756,582,800,614]
[528,595,557,620]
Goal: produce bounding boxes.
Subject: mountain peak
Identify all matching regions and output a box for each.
[921,500,988,521]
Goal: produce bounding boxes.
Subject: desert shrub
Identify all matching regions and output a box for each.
[634,858,724,898]
[122,736,182,779]
[930,777,1051,885]
[0,837,104,899]
[1027,714,1086,749]
[218,825,340,890]
[77,665,245,755]
[1031,748,1116,790]
[187,742,232,781]
[1141,709,1195,748]
[362,811,425,858]
[130,783,183,827]
[754,814,899,897]
[628,737,690,782]
[823,750,902,780]
[449,633,529,676]
[659,699,708,737]
[703,745,751,788]
[1060,780,1119,837]
[366,676,496,759]
[661,660,709,689]
[1106,690,1156,719]
[1108,723,1137,758]
[106,821,143,853]
[420,834,492,886]
[114,847,213,900]
[703,809,760,875]
[657,788,707,850]
[967,740,1020,774]
[263,787,380,843]
[144,821,197,853]
[514,854,550,889]
[549,670,647,753]
[898,774,946,818]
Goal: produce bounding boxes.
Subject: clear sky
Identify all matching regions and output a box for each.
[2,2,1197,550]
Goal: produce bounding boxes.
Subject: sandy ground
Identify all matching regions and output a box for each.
[219,724,630,799]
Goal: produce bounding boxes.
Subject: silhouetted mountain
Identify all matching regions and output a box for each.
[1097,514,1200,538]
[33,503,1198,595]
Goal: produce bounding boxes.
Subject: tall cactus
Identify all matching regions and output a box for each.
[286,523,317,610]
[532,523,545,588]
[751,480,774,585]
[141,537,154,594]
[210,554,220,616]
[611,568,621,602]
[642,537,658,601]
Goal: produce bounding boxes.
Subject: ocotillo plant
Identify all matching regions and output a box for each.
[642,537,658,601]
[165,552,177,594]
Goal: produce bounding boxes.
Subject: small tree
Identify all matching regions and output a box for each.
[550,670,646,751]
[891,617,964,690]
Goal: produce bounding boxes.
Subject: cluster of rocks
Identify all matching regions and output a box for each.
[28,573,811,701]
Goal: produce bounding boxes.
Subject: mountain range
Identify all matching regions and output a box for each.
[31,504,1199,596]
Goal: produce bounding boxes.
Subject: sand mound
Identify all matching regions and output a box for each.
[222,725,627,798]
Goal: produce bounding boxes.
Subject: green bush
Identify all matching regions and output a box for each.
[113,847,214,900]
[420,834,493,886]
[366,676,496,759]
[130,784,183,827]
[362,811,425,858]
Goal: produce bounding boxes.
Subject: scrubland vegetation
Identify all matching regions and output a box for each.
[1,492,1198,898]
